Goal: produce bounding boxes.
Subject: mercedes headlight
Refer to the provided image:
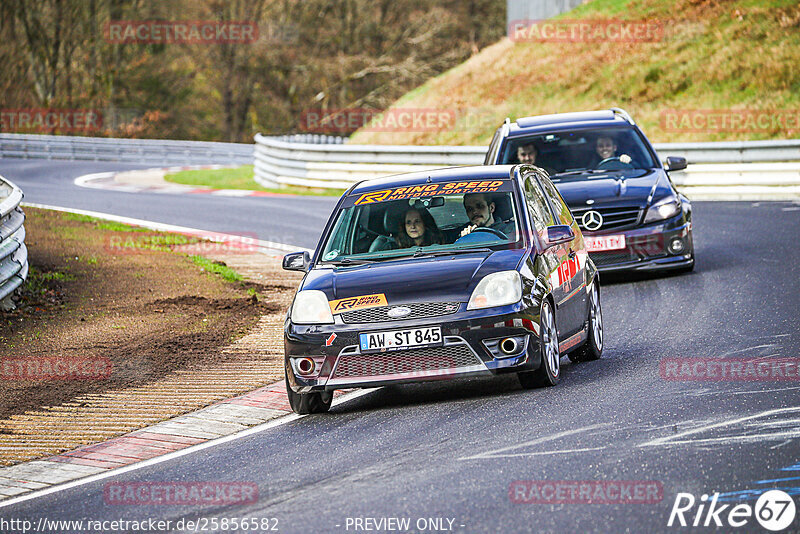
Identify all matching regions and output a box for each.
[644,195,681,224]
[291,290,334,324]
[467,271,522,311]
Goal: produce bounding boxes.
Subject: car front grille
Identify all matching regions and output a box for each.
[331,344,481,379]
[340,302,460,324]
[589,234,668,267]
[589,251,636,266]
[572,206,641,231]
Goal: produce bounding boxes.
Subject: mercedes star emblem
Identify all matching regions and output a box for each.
[582,210,604,231]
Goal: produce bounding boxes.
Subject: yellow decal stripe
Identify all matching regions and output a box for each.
[329,293,388,313]
[353,180,506,205]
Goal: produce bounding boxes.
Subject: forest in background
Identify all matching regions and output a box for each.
[0,0,505,142]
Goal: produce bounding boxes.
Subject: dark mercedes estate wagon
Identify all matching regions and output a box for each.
[484,108,694,273]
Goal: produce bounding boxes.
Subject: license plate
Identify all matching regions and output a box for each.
[585,234,626,252]
[359,327,442,353]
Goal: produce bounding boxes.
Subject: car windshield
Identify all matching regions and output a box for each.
[499,127,660,178]
[319,179,522,263]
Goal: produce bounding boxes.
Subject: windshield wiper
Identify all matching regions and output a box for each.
[551,169,612,177]
[411,247,493,258]
[324,258,377,265]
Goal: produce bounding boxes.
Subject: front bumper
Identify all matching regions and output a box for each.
[285,304,542,393]
[584,214,693,272]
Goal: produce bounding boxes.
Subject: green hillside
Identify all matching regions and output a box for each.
[350,0,800,145]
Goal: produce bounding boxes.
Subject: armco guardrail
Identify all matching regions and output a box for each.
[652,139,800,164]
[254,133,484,189]
[254,135,800,200]
[0,133,252,166]
[0,175,28,310]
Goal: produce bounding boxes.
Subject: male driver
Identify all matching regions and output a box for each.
[460,193,515,238]
[593,134,633,168]
[595,135,618,161]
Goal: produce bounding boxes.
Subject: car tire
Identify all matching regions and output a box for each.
[518,300,560,388]
[569,282,603,362]
[285,370,332,414]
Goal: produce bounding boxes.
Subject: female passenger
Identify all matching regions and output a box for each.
[396,207,444,248]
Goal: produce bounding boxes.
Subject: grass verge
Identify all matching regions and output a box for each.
[164,165,346,196]
[191,255,243,283]
[350,0,800,145]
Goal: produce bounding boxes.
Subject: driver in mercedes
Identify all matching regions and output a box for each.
[459,193,515,238]
[595,135,618,161]
[592,134,634,169]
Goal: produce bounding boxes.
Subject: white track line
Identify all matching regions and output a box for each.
[459,424,609,461]
[0,388,376,509]
[638,406,800,447]
[21,202,313,254]
[73,171,114,188]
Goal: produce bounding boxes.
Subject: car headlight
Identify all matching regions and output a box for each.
[644,195,681,224]
[467,271,522,311]
[291,290,334,324]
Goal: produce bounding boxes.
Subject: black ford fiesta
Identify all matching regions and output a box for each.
[484,108,694,272]
[282,165,602,414]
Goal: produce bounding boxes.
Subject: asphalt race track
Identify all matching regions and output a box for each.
[2,160,800,532]
[0,160,337,250]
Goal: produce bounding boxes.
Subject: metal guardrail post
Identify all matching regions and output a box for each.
[0,175,28,311]
[0,134,255,166]
[251,133,800,198]
[1,132,798,198]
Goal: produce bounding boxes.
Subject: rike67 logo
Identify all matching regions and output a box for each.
[668,490,796,531]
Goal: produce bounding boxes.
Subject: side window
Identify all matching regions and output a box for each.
[537,176,573,226]
[523,174,554,233]
[483,127,503,165]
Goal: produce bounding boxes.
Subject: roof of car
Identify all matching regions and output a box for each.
[505,109,634,139]
[349,165,517,195]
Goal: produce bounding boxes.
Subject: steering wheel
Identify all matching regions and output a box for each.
[595,157,633,170]
[473,227,507,239]
[454,226,508,245]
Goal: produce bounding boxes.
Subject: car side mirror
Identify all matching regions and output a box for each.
[545,225,574,248]
[665,156,687,172]
[283,251,310,272]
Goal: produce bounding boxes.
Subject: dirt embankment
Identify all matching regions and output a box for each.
[0,209,297,421]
